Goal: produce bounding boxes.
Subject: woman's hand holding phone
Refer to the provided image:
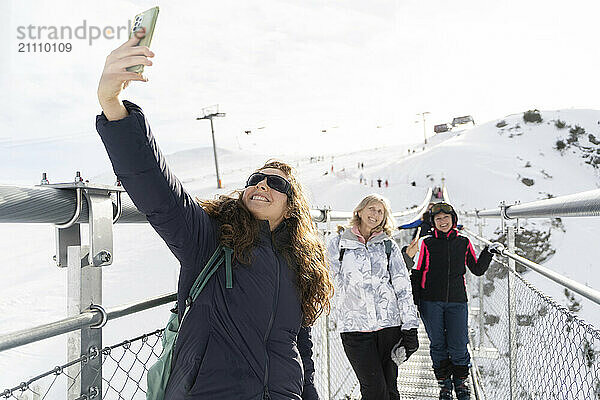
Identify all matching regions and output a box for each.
[97,28,154,121]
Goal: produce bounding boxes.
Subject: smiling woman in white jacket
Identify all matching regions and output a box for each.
[327,194,419,400]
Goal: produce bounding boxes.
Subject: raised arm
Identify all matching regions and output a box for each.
[95,33,216,267]
[410,238,429,305]
[466,239,492,276]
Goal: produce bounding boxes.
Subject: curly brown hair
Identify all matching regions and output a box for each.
[198,160,333,326]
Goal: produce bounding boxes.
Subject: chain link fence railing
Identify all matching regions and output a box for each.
[1,330,163,400]
[2,318,362,400]
[468,240,600,400]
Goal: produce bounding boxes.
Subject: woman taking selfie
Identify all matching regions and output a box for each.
[327,194,419,400]
[96,32,333,400]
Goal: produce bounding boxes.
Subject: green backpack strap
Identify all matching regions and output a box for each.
[188,245,233,305]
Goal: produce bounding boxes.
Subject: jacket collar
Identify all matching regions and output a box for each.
[340,226,387,249]
[258,219,290,247]
[433,227,458,240]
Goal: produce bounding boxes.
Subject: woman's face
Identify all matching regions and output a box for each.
[358,201,385,232]
[242,168,290,230]
[433,212,453,233]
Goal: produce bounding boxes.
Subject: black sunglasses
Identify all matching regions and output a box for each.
[245,172,292,196]
[431,202,454,215]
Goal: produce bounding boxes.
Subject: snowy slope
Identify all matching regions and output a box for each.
[1,109,599,389]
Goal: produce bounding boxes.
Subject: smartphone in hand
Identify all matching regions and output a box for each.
[126,6,159,74]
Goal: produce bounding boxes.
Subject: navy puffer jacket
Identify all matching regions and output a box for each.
[96,101,319,400]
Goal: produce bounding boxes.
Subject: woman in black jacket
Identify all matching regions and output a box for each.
[96,32,333,400]
[410,202,492,400]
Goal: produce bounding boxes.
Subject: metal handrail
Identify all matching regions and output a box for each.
[462,227,600,307]
[0,185,426,225]
[0,293,176,352]
[464,188,600,219]
[0,185,147,224]
[312,188,433,224]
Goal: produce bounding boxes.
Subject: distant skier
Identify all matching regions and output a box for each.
[377,178,382,188]
[385,179,389,188]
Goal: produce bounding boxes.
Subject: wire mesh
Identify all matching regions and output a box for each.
[1,317,365,400]
[1,330,163,400]
[306,315,360,400]
[468,240,600,400]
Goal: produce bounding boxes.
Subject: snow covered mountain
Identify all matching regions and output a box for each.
[1,108,599,389]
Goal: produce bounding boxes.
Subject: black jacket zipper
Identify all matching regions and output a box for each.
[263,238,281,399]
[446,239,451,303]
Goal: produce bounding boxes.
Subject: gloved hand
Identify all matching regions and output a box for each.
[400,328,419,361]
[488,242,505,255]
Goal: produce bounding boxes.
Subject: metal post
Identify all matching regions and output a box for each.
[46,180,118,400]
[417,111,430,145]
[325,316,332,400]
[67,244,102,399]
[209,118,222,189]
[478,218,484,349]
[506,224,517,399]
[197,108,226,189]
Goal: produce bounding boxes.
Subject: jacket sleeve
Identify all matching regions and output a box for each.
[326,234,343,289]
[298,326,319,400]
[325,234,343,327]
[402,248,415,269]
[95,101,216,268]
[465,239,492,276]
[399,219,422,229]
[388,242,419,330]
[410,239,429,303]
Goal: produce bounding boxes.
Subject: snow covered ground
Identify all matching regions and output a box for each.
[1,108,599,391]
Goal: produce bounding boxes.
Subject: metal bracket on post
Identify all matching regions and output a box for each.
[85,188,115,267]
[53,187,83,268]
[324,207,332,235]
[38,179,125,268]
[500,201,508,234]
[37,174,124,399]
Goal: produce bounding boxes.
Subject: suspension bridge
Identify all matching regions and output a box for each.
[0,180,599,399]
